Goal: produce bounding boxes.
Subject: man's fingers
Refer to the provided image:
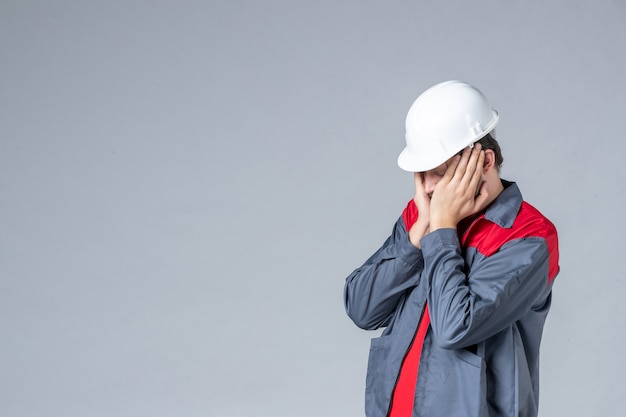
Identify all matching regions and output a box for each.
[414,172,425,192]
[473,180,490,213]
[468,150,485,189]
[413,172,430,209]
[454,147,470,177]
[440,153,460,185]
[445,144,478,184]
[459,144,483,188]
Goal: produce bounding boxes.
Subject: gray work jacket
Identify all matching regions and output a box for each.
[344,181,559,417]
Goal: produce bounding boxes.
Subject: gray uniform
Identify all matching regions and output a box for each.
[345,181,560,417]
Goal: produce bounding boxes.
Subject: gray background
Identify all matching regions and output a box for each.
[1,1,624,416]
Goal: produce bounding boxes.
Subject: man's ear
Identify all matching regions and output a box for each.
[483,149,496,174]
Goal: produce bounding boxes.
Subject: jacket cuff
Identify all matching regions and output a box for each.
[397,233,425,268]
[420,228,460,256]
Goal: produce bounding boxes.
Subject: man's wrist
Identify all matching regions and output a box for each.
[408,227,424,248]
[408,220,429,249]
[430,218,457,231]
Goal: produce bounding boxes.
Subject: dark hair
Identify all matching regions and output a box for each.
[476,132,503,171]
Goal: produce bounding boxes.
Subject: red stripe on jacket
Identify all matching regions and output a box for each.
[460,201,559,283]
[402,199,559,282]
[389,306,430,417]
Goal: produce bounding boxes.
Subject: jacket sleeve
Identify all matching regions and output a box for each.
[421,228,554,349]
[344,217,424,330]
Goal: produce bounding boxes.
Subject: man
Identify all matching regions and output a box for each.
[344,80,559,417]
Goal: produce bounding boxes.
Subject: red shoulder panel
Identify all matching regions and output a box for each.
[402,199,559,283]
[463,202,559,283]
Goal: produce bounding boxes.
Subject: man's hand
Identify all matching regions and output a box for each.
[430,144,490,231]
[408,171,431,248]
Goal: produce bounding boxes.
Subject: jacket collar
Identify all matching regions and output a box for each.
[483,180,523,229]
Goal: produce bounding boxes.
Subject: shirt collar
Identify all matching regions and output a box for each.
[483,179,523,228]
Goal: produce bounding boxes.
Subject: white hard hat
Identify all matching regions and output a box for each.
[397,80,499,172]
